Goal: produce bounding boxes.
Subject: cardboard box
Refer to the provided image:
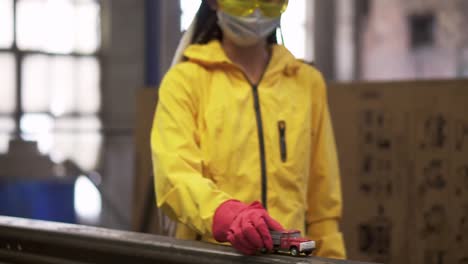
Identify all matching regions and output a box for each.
[329,80,468,264]
[133,89,176,236]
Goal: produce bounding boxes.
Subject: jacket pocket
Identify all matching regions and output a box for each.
[278,120,287,162]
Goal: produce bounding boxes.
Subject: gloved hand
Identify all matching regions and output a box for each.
[212,200,284,255]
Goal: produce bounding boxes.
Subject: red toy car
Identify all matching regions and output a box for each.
[270,230,316,256]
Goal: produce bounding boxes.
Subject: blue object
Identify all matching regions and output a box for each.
[0,179,76,223]
[145,0,161,87]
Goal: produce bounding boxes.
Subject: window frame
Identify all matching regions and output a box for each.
[0,0,102,166]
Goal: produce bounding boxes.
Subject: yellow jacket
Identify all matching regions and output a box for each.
[151,40,346,259]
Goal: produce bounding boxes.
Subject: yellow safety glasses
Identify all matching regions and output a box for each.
[218,0,289,18]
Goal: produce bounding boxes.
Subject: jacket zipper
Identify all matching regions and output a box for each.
[251,85,268,209]
[278,121,287,162]
[237,61,271,210]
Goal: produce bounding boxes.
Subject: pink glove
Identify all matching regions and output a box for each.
[212,200,284,255]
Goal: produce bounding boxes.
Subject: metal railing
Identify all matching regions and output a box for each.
[0,216,374,264]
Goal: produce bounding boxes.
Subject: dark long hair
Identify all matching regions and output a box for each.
[191,0,278,45]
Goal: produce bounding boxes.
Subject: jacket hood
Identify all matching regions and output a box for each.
[183,40,303,79]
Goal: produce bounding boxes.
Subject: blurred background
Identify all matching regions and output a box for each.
[1,0,468,263]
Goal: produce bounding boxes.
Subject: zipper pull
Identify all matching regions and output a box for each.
[278,121,287,162]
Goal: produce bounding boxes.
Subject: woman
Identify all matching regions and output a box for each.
[151,0,345,258]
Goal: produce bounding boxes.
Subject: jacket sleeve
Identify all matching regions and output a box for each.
[151,65,232,236]
[306,73,346,259]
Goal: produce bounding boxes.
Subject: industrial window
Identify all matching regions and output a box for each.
[361,0,371,18]
[409,13,436,50]
[0,0,102,172]
[179,0,313,61]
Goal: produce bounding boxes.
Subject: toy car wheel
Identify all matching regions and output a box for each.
[290,247,299,257]
[304,250,313,256]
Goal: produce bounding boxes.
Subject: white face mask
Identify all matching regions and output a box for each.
[217,9,281,47]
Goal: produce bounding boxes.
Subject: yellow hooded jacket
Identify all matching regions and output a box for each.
[151,40,346,259]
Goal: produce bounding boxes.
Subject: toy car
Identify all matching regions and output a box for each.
[270,230,315,256]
